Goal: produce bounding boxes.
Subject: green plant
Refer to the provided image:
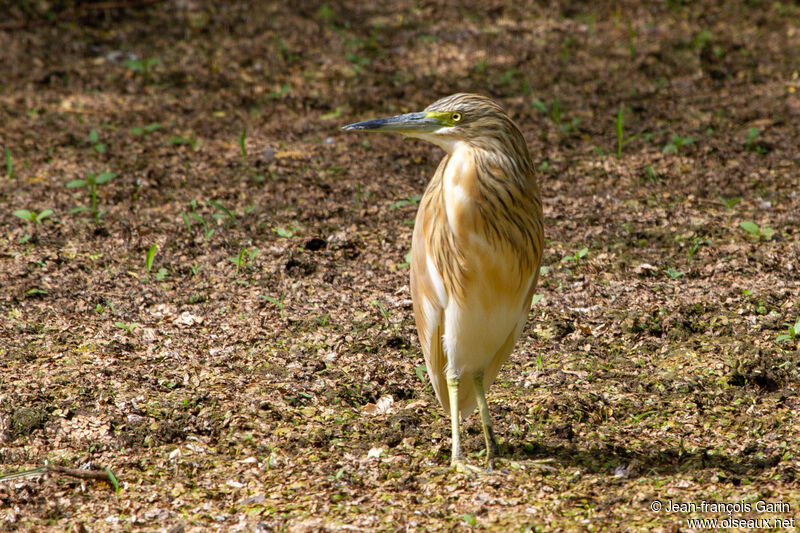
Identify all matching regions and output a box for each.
[13,209,53,225]
[5,147,13,179]
[130,123,162,136]
[718,195,741,210]
[372,300,392,329]
[744,127,768,154]
[66,171,117,223]
[268,83,292,100]
[182,201,215,241]
[687,236,711,261]
[562,247,588,267]
[414,364,427,382]
[229,247,258,274]
[355,182,370,207]
[531,294,544,306]
[210,199,237,224]
[389,196,421,210]
[124,57,161,82]
[776,318,800,343]
[263,294,285,318]
[168,133,202,151]
[615,105,637,157]
[533,97,580,134]
[314,312,330,326]
[89,129,106,154]
[239,127,247,159]
[398,250,412,269]
[274,226,296,238]
[740,221,774,241]
[662,134,696,154]
[643,165,659,182]
[626,21,637,58]
[145,245,157,278]
[114,321,140,334]
[665,267,685,279]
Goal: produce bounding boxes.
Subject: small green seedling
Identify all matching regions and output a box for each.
[268,83,292,100]
[114,321,140,334]
[389,196,421,210]
[740,221,774,241]
[462,514,478,527]
[662,134,696,154]
[562,247,588,267]
[414,364,427,382]
[239,127,247,158]
[130,123,162,136]
[665,267,685,279]
[355,182,370,207]
[13,209,53,225]
[532,97,580,134]
[314,312,330,326]
[744,127,768,154]
[5,147,13,179]
[210,199,237,224]
[615,105,637,158]
[687,236,711,261]
[145,245,157,278]
[66,171,117,223]
[229,247,258,274]
[89,129,106,154]
[124,57,161,82]
[168,134,202,151]
[776,318,800,343]
[643,165,659,182]
[182,200,215,241]
[718,195,741,210]
[371,300,392,329]
[398,250,412,269]
[263,293,285,318]
[531,294,544,306]
[273,226,297,238]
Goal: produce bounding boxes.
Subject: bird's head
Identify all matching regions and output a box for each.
[342,93,526,155]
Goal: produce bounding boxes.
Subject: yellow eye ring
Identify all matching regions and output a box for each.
[452,112,462,122]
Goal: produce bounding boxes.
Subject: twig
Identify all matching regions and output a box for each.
[0,462,119,490]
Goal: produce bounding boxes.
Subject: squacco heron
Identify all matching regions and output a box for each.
[343,94,544,471]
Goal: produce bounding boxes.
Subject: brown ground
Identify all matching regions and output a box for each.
[1,1,799,531]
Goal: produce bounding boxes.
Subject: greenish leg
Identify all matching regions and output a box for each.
[446,376,464,468]
[474,371,499,470]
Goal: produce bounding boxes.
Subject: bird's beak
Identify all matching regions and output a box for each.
[341,112,441,134]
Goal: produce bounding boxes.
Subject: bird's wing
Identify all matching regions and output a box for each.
[478,271,540,411]
[410,185,450,413]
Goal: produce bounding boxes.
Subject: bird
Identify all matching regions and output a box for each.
[342,93,544,472]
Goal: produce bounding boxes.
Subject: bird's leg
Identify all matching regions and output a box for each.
[447,376,482,474]
[473,371,500,471]
[446,376,465,469]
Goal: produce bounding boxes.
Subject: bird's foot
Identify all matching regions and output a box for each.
[451,459,483,475]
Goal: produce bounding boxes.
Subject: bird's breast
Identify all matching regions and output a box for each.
[439,143,535,307]
[441,144,480,238]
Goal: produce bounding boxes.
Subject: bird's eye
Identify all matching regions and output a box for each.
[452,112,462,122]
